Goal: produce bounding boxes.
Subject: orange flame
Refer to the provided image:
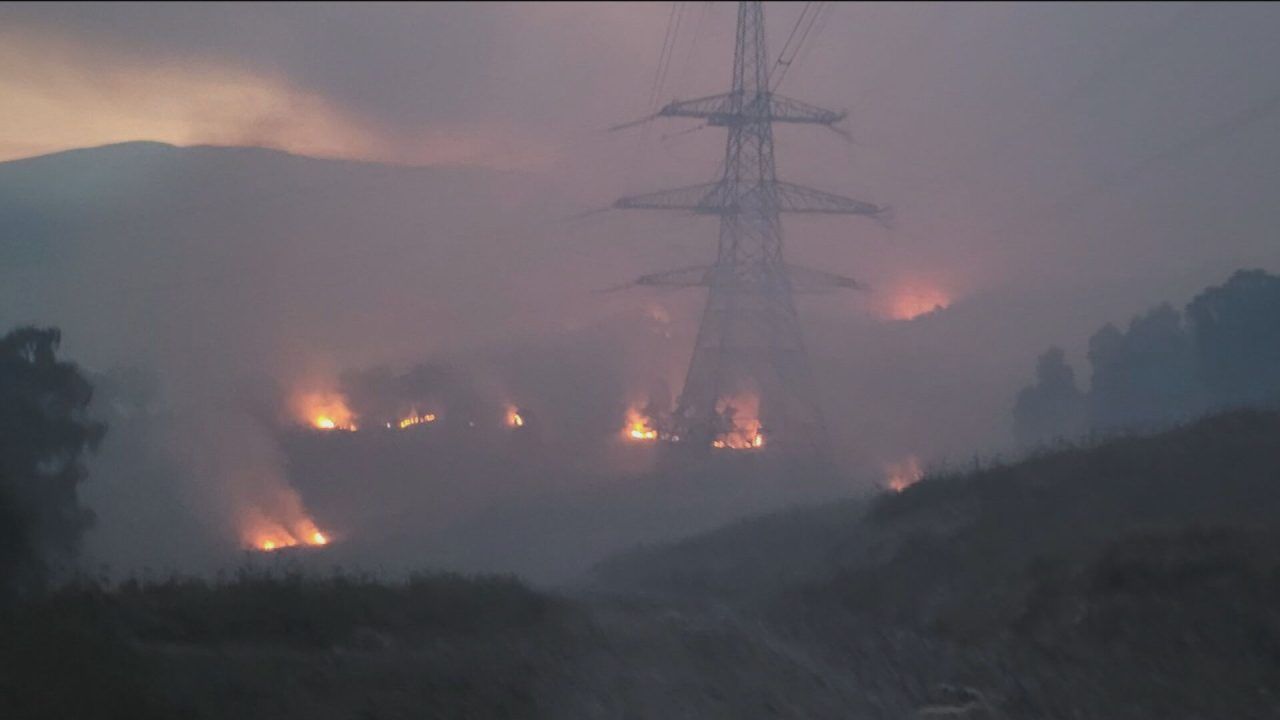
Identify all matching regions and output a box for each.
[714,394,765,450]
[395,411,437,429]
[295,391,358,431]
[885,456,923,492]
[248,515,332,552]
[622,406,658,441]
[885,284,950,321]
[506,406,525,428]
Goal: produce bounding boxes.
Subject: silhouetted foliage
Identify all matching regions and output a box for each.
[1087,303,1200,432]
[1014,269,1280,446]
[1186,268,1280,406]
[1012,346,1085,449]
[0,569,566,719]
[0,326,105,599]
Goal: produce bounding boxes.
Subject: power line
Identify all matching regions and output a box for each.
[650,2,687,112]
[771,1,826,93]
[783,1,833,92]
[647,2,681,111]
[940,2,1208,196]
[888,83,1280,258]
[769,1,815,90]
[673,1,713,100]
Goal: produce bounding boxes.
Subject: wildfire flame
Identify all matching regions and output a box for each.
[395,411,437,429]
[885,284,950,321]
[248,516,332,552]
[622,406,658,441]
[296,391,358,431]
[506,406,525,428]
[885,456,923,492]
[714,394,765,450]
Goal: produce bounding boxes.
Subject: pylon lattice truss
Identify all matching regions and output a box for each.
[615,0,884,455]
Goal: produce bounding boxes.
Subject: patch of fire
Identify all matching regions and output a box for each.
[885,284,951,321]
[250,522,331,553]
[885,456,923,492]
[712,394,765,450]
[506,405,526,429]
[391,410,437,430]
[622,406,658,442]
[296,391,358,432]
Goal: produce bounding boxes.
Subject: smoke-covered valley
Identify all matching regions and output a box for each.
[6,4,1280,716]
[4,136,1280,583]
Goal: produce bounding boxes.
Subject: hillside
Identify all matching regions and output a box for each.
[590,409,1280,718]
[0,570,576,720]
[0,141,520,358]
[8,412,1280,718]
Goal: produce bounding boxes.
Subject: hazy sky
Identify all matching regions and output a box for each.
[7,2,1280,299]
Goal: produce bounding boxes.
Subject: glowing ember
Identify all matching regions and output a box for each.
[296,391,358,431]
[506,406,525,428]
[397,411,437,429]
[885,456,923,492]
[885,284,950,321]
[622,406,658,442]
[714,394,765,450]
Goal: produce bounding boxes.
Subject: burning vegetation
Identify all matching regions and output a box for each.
[394,411,437,429]
[255,530,328,553]
[240,500,331,553]
[885,283,951,321]
[292,385,539,436]
[885,456,923,492]
[713,394,765,450]
[622,406,658,442]
[619,396,767,449]
[296,391,358,431]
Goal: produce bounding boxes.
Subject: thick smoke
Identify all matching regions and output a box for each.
[4,4,1280,581]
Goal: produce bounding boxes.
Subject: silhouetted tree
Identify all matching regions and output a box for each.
[0,326,105,599]
[1186,269,1280,407]
[1087,303,1200,432]
[1013,347,1086,449]
[1014,269,1280,446]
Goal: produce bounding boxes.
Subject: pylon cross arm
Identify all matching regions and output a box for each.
[784,263,864,293]
[617,180,884,217]
[614,182,725,213]
[634,265,713,287]
[773,181,884,216]
[617,263,861,293]
[657,92,845,126]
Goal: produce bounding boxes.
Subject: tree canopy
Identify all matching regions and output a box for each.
[1014,269,1280,448]
[0,326,105,599]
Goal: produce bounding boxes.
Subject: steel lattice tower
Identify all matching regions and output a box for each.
[615,0,883,454]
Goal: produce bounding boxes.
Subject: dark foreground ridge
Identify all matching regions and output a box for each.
[7,409,1280,718]
[590,408,1280,718]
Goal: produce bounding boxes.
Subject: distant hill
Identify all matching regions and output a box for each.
[0,141,555,369]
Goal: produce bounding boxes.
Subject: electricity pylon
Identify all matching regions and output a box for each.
[615,0,884,455]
